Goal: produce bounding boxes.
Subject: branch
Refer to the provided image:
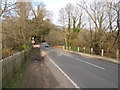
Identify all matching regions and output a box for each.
[78,2,99,29]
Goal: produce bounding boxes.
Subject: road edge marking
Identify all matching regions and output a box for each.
[46,55,80,88]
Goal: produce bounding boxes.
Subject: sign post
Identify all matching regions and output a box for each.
[31,37,35,45]
[32,40,35,45]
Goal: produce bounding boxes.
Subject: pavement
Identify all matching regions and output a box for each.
[22,48,60,88]
[40,44,119,89]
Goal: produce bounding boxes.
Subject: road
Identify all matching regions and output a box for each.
[40,44,119,88]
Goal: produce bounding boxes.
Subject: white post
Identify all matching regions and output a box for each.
[83,47,85,50]
[101,49,104,56]
[91,48,93,54]
[116,50,119,60]
[63,46,65,50]
[83,47,85,53]
[78,47,80,52]
[69,46,71,50]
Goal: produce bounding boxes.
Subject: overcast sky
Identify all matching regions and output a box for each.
[42,0,80,25]
[16,0,119,25]
[39,0,119,25]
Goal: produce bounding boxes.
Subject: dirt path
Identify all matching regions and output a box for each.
[21,48,59,88]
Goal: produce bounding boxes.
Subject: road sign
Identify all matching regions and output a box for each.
[32,37,34,40]
[32,40,35,44]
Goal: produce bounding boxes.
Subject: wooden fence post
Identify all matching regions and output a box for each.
[101,49,104,56]
[116,50,119,60]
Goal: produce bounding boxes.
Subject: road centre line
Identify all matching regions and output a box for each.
[46,55,80,88]
[60,53,105,70]
[75,58,105,70]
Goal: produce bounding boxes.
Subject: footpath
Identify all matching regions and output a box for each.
[21,48,59,88]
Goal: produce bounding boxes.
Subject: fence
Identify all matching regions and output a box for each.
[1,48,32,87]
[63,46,120,60]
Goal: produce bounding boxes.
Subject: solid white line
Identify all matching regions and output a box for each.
[75,58,105,70]
[46,56,80,88]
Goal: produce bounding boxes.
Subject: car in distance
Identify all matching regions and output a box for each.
[45,44,49,47]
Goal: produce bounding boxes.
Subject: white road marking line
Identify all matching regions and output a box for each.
[47,56,80,88]
[60,53,70,57]
[59,53,105,70]
[75,58,105,70]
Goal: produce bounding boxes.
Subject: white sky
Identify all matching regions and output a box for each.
[38,0,119,25]
[16,0,119,25]
[42,0,80,25]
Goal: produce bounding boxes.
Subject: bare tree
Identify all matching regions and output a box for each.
[78,2,108,54]
[58,3,85,49]
[58,8,66,28]
[107,1,120,50]
[0,0,17,17]
[58,3,72,49]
